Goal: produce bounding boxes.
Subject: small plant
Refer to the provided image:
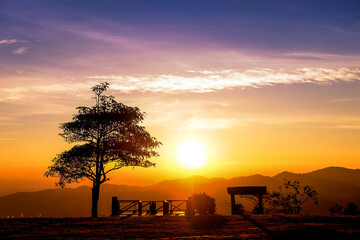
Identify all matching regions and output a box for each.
[235,203,245,214]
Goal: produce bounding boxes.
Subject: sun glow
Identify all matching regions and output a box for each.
[177,139,207,169]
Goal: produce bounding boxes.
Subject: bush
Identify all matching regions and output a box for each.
[328,201,360,215]
[343,202,359,216]
[191,192,216,216]
[329,203,343,215]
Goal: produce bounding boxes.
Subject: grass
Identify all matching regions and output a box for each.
[0,215,359,239]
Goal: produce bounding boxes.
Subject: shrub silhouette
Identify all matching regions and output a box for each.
[329,201,360,215]
[235,203,245,214]
[192,193,216,215]
[343,202,359,216]
[329,203,343,215]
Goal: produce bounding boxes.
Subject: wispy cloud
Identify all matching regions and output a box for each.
[0,86,32,101]
[0,82,91,101]
[186,117,235,129]
[0,122,22,126]
[331,98,360,103]
[0,138,17,141]
[0,39,28,45]
[1,67,359,103]
[334,125,360,130]
[12,47,29,55]
[88,68,360,93]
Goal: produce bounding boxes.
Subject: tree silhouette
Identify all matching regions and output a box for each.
[266,179,318,214]
[45,83,161,217]
[343,202,359,215]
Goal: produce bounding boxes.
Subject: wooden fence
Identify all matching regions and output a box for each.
[111,197,192,216]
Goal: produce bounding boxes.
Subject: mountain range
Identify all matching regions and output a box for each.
[0,167,359,217]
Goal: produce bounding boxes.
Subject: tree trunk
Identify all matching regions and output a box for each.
[92,182,100,217]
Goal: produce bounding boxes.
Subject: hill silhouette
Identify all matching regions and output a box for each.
[0,167,359,217]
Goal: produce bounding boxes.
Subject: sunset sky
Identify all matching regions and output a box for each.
[1,0,360,195]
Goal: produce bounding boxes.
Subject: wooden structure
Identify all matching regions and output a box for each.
[111,197,191,216]
[227,186,267,214]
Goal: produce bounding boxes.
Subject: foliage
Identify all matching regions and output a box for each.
[328,200,360,216]
[192,193,216,215]
[238,195,260,214]
[329,203,344,215]
[44,83,161,217]
[235,203,245,214]
[266,179,319,214]
[343,202,359,216]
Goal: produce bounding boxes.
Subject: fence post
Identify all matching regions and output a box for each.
[111,197,119,216]
[170,201,173,214]
[230,194,236,215]
[186,195,194,216]
[150,201,157,215]
[258,195,264,214]
[163,200,169,215]
[138,201,142,216]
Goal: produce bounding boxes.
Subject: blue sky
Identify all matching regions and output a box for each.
[1,0,360,64]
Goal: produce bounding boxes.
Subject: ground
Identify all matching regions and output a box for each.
[1,215,359,239]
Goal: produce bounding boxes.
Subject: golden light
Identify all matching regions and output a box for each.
[177,139,207,169]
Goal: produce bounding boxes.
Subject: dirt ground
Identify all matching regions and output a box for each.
[1,215,359,239]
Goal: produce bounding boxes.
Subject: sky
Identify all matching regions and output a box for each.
[0,0,360,195]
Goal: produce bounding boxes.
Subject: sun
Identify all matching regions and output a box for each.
[177,139,207,169]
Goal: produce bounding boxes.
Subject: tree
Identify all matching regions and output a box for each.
[266,179,318,214]
[45,83,161,217]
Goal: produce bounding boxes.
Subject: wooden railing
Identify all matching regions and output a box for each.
[111,197,192,216]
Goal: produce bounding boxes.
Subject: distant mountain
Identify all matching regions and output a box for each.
[273,167,360,203]
[307,167,360,187]
[0,167,359,217]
